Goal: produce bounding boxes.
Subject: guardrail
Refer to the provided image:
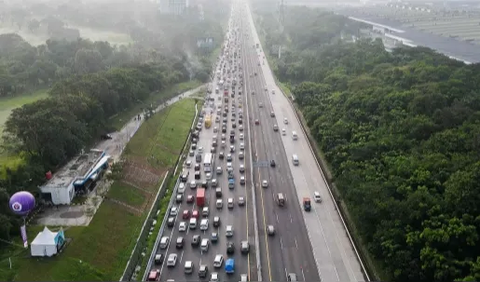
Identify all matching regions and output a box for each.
[282,91,372,281]
[120,171,170,281]
[140,102,201,281]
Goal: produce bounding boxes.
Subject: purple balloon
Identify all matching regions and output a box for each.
[9,191,35,216]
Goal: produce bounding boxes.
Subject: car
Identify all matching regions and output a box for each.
[198,146,204,153]
[240,176,245,185]
[187,195,195,203]
[199,265,209,278]
[230,145,235,152]
[284,118,288,124]
[259,102,263,108]
[179,222,187,232]
[167,253,178,267]
[239,151,244,159]
[227,154,233,161]
[211,178,218,187]
[189,150,195,157]
[213,255,224,268]
[227,242,235,254]
[192,210,199,218]
[191,143,197,151]
[211,272,219,282]
[184,260,194,274]
[251,90,255,95]
[272,89,275,94]
[190,180,197,189]
[148,269,160,281]
[282,128,286,135]
[270,159,276,167]
[267,225,275,236]
[101,133,113,140]
[241,241,250,254]
[194,163,201,171]
[240,133,244,140]
[213,216,221,227]
[211,232,219,243]
[227,198,234,209]
[225,225,234,237]
[239,164,245,173]
[238,196,245,206]
[176,236,184,248]
[170,206,178,216]
[183,210,191,219]
[270,111,275,117]
[273,124,278,131]
[185,160,192,167]
[287,273,298,281]
[255,119,260,125]
[262,180,268,188]
[192,235,201,246]
[167,217,175,227]
[240,274,248,281]
[154,254,164,264]
[176,194,183,203]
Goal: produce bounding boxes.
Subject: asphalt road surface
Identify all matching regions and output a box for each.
[146,7,255,282]
[239,4,321,282]
[245,3,367,282]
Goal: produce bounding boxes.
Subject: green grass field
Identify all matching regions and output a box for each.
[125,98,197,168]
[0,89,50,169]
[0,91,200,282]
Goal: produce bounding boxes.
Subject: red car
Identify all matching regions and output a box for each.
[192,210,199,218]
[187,195,195,203]
[148,269,160,281]
[182,210,191,219]
[255,119,260,125]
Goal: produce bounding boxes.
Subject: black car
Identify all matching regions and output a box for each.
[191,235,200,247]
[213,216,221,227]
[195,164,201,171]
[270,160,276,167]
[222,126,227,133]
[167,217,175,228]
[201,181,208,188]
[176,194,183,203]
[154,253,164,264]
[227,242,235,254]
[100,133,113,140]
[176,237,184,249]
[195,171,201,180]
[219,152,225,159]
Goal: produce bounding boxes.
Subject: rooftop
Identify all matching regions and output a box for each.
[41,149,105,189]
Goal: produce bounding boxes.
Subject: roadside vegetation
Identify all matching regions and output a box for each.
[255,4,480,282]
[0,97,199,281]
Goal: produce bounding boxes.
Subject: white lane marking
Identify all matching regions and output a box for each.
[280,237,284,249]
[295,238,298,249]
[284,268,288,280]
[180,250,185,263]
[301,267,306,282]
[290,214,293,223]
[275,212,279,223]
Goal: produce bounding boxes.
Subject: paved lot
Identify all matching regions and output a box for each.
[146,9,255,282]
[246,3,366,282]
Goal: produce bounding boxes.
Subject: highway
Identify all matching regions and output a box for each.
[239,4,320,282]
[245,3,367,282]
[146,6,255,281]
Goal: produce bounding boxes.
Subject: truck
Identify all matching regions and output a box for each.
[205,115,212,129]
[303,197,311,212]
[225,258,235,274]
[197,188,205,207]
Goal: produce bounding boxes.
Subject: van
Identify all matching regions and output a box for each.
[292,154,299,166]
[160,236,169,249]
[200,238,210,251]
[292,131,298,140]
[189,218,197,229]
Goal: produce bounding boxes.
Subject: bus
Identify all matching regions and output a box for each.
[203,153,213,172]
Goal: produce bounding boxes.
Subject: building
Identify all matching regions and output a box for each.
[39,149,109,205]
[159,0,189,15]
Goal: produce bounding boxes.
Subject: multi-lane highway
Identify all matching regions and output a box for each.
[144,1,368,281]
[244,3,367,282]
[145,5,257,282]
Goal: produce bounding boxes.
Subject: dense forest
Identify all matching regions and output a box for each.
[0,1,226,247]
[255,4,480,282]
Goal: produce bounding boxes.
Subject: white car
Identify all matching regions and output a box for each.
[262,180,268,188]
[240,176,245,185]
[190,180,197,189]
[239,164,245,173]
[227,198,234,209]
[259,102,263,108]
[225,225,234,237]
[211,272,219,282]
[314,191,322,203]
[198,146,204,153]
[185,160,192,167]
[179,221,187,232]
[241,274,248,281]
[284,118,288,124]
[213,255,224,268]
[282,128,286,135]
[240,133,244,140]
[167,253,178,267]
[170,206,178,216]
[239,143,245,150]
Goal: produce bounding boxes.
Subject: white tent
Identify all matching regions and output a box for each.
[30,226,58,257]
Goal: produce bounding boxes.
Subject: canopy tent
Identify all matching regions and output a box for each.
[30,226,65,257]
